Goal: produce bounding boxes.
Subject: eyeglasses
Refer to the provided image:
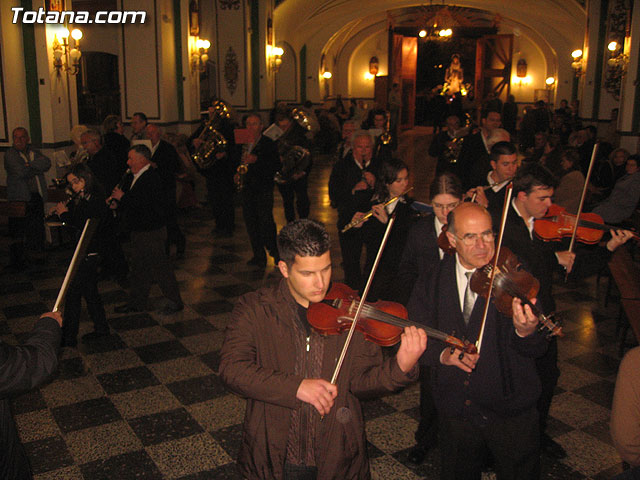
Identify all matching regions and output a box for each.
[455,230,495,246]
[432,201,460,211]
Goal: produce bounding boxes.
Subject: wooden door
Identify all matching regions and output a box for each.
[474,34,513,107]
[390,33,417,130]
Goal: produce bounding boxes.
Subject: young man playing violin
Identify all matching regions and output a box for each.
[219,219,427,480]
[497,162,633,459]
[408,202,547,480]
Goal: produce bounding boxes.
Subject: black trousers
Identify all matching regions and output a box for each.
[338,229,365,290]
[63,255,108,342]
[439,409,540,480]
[128,227,182,310]
[8,193,44,265]
[242,188,278,262]
[536,336,559,435]
[277,176,310,223]
[415,367,439,447]
[205,166,235,233]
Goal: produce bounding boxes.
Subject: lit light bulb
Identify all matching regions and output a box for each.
[545,77,555,86]
[571,49,583,59]
[71,28,83,40]
[59,27,70,39]
[322,71,332,79]
[418,30,427,38]
[272,47,284,56]
[201,39,211,49]
[608,41,618,52]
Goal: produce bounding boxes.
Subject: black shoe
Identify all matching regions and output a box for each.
[247,257,267,268]
[407,445,428,465]
[114,304,142,314]
[82,331,110,342]
[158,302,184,316]
[541,434,567,459]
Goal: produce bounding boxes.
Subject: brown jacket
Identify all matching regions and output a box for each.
[219,279,418,479]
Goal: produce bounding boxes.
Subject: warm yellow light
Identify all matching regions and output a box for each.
[59,27,70,39]
[322,71,332,79]
[71,28,83,40]
[364,72,374,80]
[608,41,618,52]
[272,47,284,56]
[196,39,204,49]
[439,28,452,37]
[418,30,427,38]
[571,49,583,59]
[545,77,555,86]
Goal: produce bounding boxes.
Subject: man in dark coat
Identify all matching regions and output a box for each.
[408,202,548,479]
[145,124,186,258]
[1,311,62,479]
[110,145,183,315]
[219,219,426,479]
[83,129,124,193]
[237,113,281,269]
[457,109,501,189]
[329,131,378,290]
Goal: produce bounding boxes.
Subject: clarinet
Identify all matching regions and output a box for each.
[108,169,132,215]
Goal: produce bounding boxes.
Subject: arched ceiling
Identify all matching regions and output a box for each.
[275,0,585,56]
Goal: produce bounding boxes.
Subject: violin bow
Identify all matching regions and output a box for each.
[476,183,513,355]
[329,212,397,386]
[565,142,599,281]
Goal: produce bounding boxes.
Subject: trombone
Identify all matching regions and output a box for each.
[341,187,413,233]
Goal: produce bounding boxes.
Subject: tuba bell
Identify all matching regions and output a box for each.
[191,100,232,170]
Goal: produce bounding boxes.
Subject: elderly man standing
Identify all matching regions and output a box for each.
[82,128,124,192]
[329,131,378,289]
[4,127,51,268]
[110,145,183,315]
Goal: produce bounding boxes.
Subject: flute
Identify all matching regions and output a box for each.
[341,187,413,233]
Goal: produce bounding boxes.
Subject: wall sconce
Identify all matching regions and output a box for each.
[545,77,556,88]
[369,56,379,75]
[322,71,332,79]
[52,27,82,76]
[512,75,532,87]
[571,49,584,76]
[191,37,210,74]
[605,40,629,99]
[268,45,284,73]
[606,41,628,72]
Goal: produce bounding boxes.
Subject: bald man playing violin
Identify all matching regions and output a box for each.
[219,219,427,480]
[408,202,548,480]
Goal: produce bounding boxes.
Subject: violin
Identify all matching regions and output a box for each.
[470,247,563,338]
[437,224,456,256]
[534,204,639,244]
[307,283,478,354]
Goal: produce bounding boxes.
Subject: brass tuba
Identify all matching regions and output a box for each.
[191,100,231,170]
[273,107,312,184]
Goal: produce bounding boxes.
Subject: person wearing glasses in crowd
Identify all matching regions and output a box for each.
[396,172,463,465]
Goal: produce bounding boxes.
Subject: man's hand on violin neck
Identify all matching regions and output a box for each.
[512,297,538,337]
[441,348,478,373]
[296,379,338,416]
[396,326,428,373]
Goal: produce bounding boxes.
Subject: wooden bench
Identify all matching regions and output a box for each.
[608,245,640,356]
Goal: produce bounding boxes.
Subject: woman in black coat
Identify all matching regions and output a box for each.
[50,164,110,347]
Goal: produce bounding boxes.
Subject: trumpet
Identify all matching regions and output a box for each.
[341,187,413,233]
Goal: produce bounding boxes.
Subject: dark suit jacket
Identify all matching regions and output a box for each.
[396,214,442,306]
[244,135,280,192]
[151,140,180,205]
[119,167,166,232]
[493,203,559,314]
[457,131,490,190]
[0,316,60,479]
[87,147,125,193]
[328,153,377,230]
[407,254,547,422]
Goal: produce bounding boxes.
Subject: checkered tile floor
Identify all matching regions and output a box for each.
[1,155,637,479]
